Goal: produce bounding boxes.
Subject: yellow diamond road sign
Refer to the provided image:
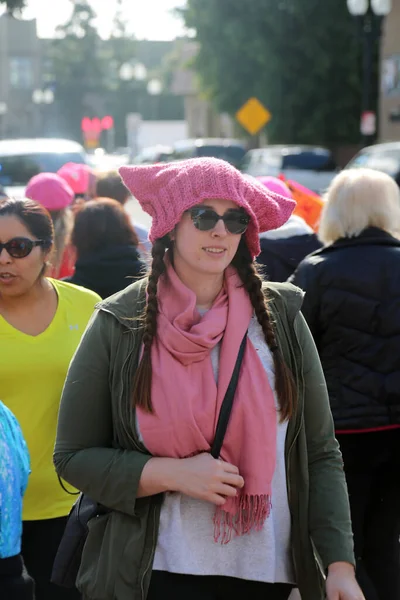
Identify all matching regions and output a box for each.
[236,97,272,136]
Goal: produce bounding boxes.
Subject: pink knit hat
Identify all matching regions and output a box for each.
[25,173,74,211]
[57,162,92,195]
[119,158,295,258]
[257,176,293,200]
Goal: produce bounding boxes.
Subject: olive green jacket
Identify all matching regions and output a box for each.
[54,278,354,600]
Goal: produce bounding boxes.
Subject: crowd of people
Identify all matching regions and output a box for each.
[0,155,399,600]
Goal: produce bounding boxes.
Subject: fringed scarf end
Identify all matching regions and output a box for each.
[213,493,272,544]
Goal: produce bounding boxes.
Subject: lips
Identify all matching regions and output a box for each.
[203,247,226,254]
[0,273,17,283]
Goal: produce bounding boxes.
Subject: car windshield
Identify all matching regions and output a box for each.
[240,149,282,172]
[282,150,336,171]
[196,144,246,166]
[346,149,400,178]
[0,152,86,186]
[172,143,246,168]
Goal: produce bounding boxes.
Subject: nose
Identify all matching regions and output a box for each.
[211,218,228,237]
[0,247,12,263]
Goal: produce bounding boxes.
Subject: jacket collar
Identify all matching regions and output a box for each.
[96,277,304,330]
[96,277,148,329]
[317,227,400,254]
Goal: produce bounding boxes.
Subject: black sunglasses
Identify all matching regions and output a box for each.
[188,207,250,235]
[0,237,51,259]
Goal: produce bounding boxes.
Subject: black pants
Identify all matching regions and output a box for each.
[22,516,81,600]
[337,429,400,600]
[147,571,293,600]
[0,555,35,600]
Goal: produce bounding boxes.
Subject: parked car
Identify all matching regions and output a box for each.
[0,138,88,197]
[133,145,174,165]
[86,147,130,172]
[170,138,247,168]
[345,142,400,185]
[240,145,338,194]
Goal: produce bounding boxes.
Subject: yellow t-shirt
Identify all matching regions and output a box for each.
[0,279,101,521]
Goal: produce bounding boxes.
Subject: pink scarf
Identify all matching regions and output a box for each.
[137,260,277,543]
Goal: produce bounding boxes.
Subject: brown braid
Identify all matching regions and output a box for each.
[132,237,168,412]
[232,240,297,421]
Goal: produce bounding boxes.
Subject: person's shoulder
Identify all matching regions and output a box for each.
[263,280,304,301]
[0,401,25,447]
[262,281,304,322]
[98,277,148,322]
[0,401,18,431]
[50,278,102,306]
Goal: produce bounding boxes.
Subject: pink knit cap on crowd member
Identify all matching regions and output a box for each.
[25,173,74,211]
[257,176,293,200]
[119,158,295,258]
[57,162,92,196]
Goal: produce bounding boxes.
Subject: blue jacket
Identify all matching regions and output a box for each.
[0,401,30,558]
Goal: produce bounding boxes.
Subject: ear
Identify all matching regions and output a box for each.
[43,243,54,262]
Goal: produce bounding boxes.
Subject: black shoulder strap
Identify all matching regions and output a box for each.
[210,332,247,459]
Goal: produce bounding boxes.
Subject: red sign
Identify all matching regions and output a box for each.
[101,115,114,130]
[360,111,376,136]
[81,117,92,133]
[80,116,114,148]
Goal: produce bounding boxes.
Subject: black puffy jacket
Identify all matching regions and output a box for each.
[290,227,400,431]
[64,245,146,299]
[257,234,322,282]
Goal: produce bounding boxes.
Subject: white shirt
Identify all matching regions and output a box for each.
[140,315,295,584]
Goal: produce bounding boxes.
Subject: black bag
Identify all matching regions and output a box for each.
[51,333,247,588]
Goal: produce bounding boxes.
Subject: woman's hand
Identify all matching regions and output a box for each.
[326,562,365,600]
[172,453,244,505]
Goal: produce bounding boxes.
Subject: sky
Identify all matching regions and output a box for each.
[3,0,188,39]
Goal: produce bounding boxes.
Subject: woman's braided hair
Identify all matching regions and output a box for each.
[132,237,168,412]
[133,237,297,420]
[231,239,297,421]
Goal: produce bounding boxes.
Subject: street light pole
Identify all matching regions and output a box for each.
[347,0,392,146]
[32,89,55,136]
[0,102,7,140]
[147,79,163,121]
[362,12,374,145]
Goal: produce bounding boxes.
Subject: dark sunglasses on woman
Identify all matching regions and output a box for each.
[188,206,250,235]
[0,237,51,259]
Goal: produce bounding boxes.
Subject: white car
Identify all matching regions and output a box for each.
[0,138,88,198]
[241,145,338,195]
[345,142,400,186]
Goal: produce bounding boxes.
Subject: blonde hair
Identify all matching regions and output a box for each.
[319,168,400,245]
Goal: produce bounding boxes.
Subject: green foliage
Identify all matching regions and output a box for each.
[182,0,367,145]
[49,0,139,145]
[49,1,105,141]
[49,1,184,146]
[0,0,25,12]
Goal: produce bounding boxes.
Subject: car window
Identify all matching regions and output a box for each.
[171,143,196,160]
[0,152,86,186]
[282,150,336,171]
[241,150,281,170]
[196,145,246,166]
[347,149,400,178]
[172,144,246,167]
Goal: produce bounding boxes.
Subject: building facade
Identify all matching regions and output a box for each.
[169,40,235,139]
[0,14,48,139]
[379,0,400,141]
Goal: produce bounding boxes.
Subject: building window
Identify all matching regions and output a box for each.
[382,55,400,97]
[9,57,34,89]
